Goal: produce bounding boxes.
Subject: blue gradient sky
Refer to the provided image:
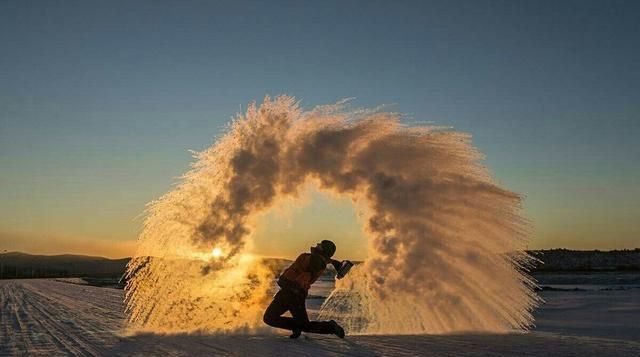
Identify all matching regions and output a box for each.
[1,1,638,258]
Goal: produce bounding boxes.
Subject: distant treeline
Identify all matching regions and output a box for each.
[0,252,128,279]
[2,249,639,279]
[528,249,640,272]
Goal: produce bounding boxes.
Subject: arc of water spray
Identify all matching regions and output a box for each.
[124,96,539,334]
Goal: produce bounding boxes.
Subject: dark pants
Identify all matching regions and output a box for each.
[263,289,335,334]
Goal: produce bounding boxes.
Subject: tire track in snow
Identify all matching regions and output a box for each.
[21,287,98,355]
[1,279,639,356]
[23,281,124,354]
[0,280,124,356]
[1,282,23,356]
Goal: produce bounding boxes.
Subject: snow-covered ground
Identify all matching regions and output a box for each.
[1,279,639,356]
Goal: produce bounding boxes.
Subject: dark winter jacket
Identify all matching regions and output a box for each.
[278,253,340,296]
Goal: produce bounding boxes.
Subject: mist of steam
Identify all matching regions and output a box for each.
[124,96,539,334]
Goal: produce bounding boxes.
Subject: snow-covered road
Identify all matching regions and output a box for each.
[0,279,123,356]
[1,280,639,356]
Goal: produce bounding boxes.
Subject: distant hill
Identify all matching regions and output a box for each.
[0,252,129,279]
[262,251,640,273]
[529,249,640,272]
[0,253,350,280]
[2,249,638,280]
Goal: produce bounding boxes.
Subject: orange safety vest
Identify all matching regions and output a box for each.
[281,253,327,292]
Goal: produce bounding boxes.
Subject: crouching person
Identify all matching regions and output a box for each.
[263,240,346,339]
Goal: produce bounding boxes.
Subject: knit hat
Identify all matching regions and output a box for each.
[320,240,336,258]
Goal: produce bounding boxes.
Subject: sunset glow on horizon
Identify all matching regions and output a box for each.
[1,1,638,260]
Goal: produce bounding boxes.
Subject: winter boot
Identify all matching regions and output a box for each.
[289,328,302,339]
[329,320,345,338]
